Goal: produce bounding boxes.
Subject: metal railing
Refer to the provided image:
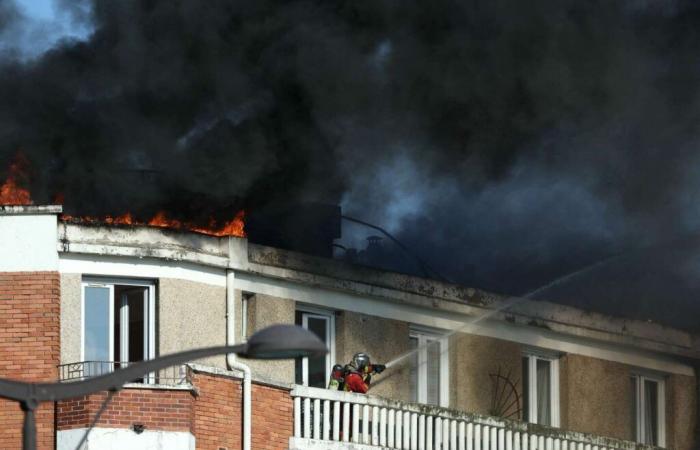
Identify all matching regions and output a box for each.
[57,361,190,386]
[290,386,661,450]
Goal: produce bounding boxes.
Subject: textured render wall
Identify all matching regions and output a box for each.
[159,278,226,368]
[240,292,296,383]
[191,370,294,450]
[56,388,194,431]
[560,354,634,441]
[0,272,60,450]
[59,273,81,364]
[449,333,522,415]
[336,311,412,402]
[665,373,696,450]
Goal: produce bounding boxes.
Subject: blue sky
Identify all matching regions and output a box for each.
[17,0,56,20]
[3,0,93,60]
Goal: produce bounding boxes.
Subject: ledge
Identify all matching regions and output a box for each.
[187,363,294,391]
[0,204,62,215]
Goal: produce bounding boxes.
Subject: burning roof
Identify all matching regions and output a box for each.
[0,154,245,238]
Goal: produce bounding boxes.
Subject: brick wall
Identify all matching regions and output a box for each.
[191,371,242,450]
[191,370,293,450]
[56,388,194,432]
[54,370,294,450]
[0,271,60,450]
[251,383,294,450]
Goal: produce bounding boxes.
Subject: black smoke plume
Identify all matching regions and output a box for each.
[3,0,700,328]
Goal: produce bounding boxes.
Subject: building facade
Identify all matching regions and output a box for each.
[0,205,697,450]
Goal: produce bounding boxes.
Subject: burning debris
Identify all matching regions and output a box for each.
[60,210,245,238]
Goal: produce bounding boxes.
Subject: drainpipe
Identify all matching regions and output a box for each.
[226,269,252,450]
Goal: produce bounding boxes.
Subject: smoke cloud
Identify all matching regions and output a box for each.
[3,0,700,327]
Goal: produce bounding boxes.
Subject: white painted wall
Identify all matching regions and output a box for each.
[0,214,58,271]
[57,428,195,450]
[59,253,226,287]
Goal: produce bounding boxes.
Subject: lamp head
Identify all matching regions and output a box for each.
[240,324,327,359]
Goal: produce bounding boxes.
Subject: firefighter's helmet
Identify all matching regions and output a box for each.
[352,352,371,370]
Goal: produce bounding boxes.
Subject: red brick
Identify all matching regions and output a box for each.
[0,271,60,450]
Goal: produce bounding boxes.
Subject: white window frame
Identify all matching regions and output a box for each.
[632,373,666,447]
[410,326,449,408]
[81,278,156,372]
[522,350,560,427]
[298,306,335,387]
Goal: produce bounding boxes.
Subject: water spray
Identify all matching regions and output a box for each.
[382,253,623,370]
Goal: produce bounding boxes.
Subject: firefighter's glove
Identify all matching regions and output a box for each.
[373,364,386,374]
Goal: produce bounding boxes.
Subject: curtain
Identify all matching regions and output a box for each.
[409,337,419,403]
[536,359,551,425]
[644,380,658,445]
[426,339,441,405]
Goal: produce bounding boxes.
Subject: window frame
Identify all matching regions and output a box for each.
[297,306,335,387]
[81,278,156,371]
[522,350,560,427]
[409,326,450,408]
[632,372,666,447]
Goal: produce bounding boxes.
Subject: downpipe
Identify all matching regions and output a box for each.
[226,270,252,450]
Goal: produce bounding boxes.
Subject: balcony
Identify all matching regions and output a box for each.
[290,386,659,450]
[57,361,190,386]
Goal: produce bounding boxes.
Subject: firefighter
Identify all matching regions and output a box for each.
[327,364,346,390]
[343,352,386,394]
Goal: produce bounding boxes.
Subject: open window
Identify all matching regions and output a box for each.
[631,374,665,446]
[409,327,449,407]
[522,351,560,427]
[295,307,335,388]
[82,279,156,379]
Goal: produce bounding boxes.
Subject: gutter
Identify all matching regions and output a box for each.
[226,269,252,450]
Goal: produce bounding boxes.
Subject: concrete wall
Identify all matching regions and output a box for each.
[238,292,296,383]
[449,333,522,416]
[60,273,81,364]
[336,311,412,402]
[159,278,226,368]
[560,354,634,441]
[57,429,195,450]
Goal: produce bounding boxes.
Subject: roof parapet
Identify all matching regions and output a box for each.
[0,205,62,215]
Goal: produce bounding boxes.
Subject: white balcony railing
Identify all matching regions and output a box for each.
[290,386,659,450]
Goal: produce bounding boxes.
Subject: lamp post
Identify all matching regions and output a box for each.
[0,324,327,450]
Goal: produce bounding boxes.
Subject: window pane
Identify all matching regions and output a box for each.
[125,288,146,363]
[306,317,328,388]
[644,380,658,445]
[409,337,418,402]
[522,357,530,422]
[536,359,552,425]
[630,377,638,441]
[84,286,110,375]
[426,339,440,405]
[295,312,303,385]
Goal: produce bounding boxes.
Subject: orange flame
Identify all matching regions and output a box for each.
[2,155,244,237]
[0,155,32,205]
[61,210,246,238]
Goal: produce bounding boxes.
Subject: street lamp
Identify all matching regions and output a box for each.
[0,324,327,450]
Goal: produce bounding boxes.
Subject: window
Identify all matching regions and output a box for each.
[82,279,156,378]
[409,327,449,407]
[522,352,559,427]
[632,374,665,446]
[295,307,334,388]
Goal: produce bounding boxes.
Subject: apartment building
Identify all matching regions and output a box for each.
[0,205,697,450]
